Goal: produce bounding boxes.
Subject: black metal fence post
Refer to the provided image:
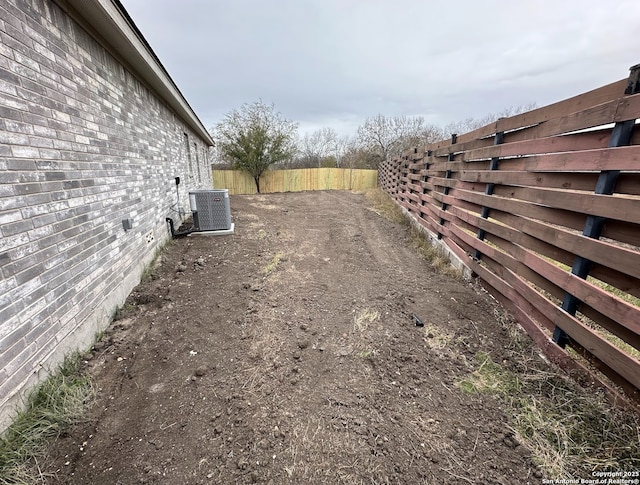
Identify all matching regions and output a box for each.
[553,64,640,347]
[438,134,457,240]
[474,130,505,260]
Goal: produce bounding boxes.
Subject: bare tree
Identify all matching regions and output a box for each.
[334,134,356,168]
[357,114,401,162]
[357,105,539,163]
[299,127,339,167]
[398,123,444,153]
[356,115,444,164]
[340,144,382,170]
[442,103,538,137]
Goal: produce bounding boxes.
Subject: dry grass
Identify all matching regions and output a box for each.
[353,309,381,358]
[456,328,640,479]
[408,229,463,279]
[353,309,380,333]
[364,188,409,226]
[262,251,285,275]
[512,375,640,478]
[365,188,463,279]
[0,354,94,485]
[422,324,452,350]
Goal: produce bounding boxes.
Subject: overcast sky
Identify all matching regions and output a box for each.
[120,0,639,137]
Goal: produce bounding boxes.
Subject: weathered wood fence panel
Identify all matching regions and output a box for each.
[378,65,640,402]
[212,168,378,195]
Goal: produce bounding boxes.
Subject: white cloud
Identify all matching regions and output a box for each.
[121,0,640,135]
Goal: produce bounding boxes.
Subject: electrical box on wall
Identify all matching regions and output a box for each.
[189,189,232,231]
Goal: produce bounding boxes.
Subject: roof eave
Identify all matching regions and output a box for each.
[57,0,214,146]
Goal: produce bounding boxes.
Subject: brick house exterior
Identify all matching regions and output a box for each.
[0,0,214,429]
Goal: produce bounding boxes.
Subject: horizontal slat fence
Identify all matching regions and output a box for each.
[212,168,378,195]
[378,65,640,402]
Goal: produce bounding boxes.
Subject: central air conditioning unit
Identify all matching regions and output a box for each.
[189,189,233,231]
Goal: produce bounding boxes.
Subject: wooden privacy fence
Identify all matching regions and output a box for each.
[212,168,378,195]
[379,64,640,402]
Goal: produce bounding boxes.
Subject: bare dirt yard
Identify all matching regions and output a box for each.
[47,190,548,484]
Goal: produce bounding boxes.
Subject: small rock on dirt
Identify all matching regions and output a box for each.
[297,339,310,349]
[503,437,518,448]
[337,347,352,356]
[194,366,208,377]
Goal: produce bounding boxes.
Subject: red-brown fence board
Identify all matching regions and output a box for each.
[616,174,640,196]
[477,270,631,399]
[479,239,640,396]
[579,305,640,353]
[588,265,640,299]
[462,135,635,162]
[487,211,640,281]
[581,219,640,251]
[458,170,599,191]
[378,65,640,402]
[429,79,630,153]
[476,225,640,347]
[450,188,588,230]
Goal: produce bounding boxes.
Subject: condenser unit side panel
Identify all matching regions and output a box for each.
[190,190,232,231]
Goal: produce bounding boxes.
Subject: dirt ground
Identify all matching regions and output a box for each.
[47,190,543,484]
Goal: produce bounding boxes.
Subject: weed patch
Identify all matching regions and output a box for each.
[113,302,137,321]
[457,351,522,395]
[364,188,409,226]
[0,354,94,485]
[366,188,463,278]
[408,229,462,278]
[422,324,451,350]
[353,309,380,333]
[457,350,640,478]
[262,251,285,275]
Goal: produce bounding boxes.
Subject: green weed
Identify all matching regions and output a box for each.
[0,354,94,484]
[457,350,640,479]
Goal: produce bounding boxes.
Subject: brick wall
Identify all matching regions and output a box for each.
[0,0,213,429]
